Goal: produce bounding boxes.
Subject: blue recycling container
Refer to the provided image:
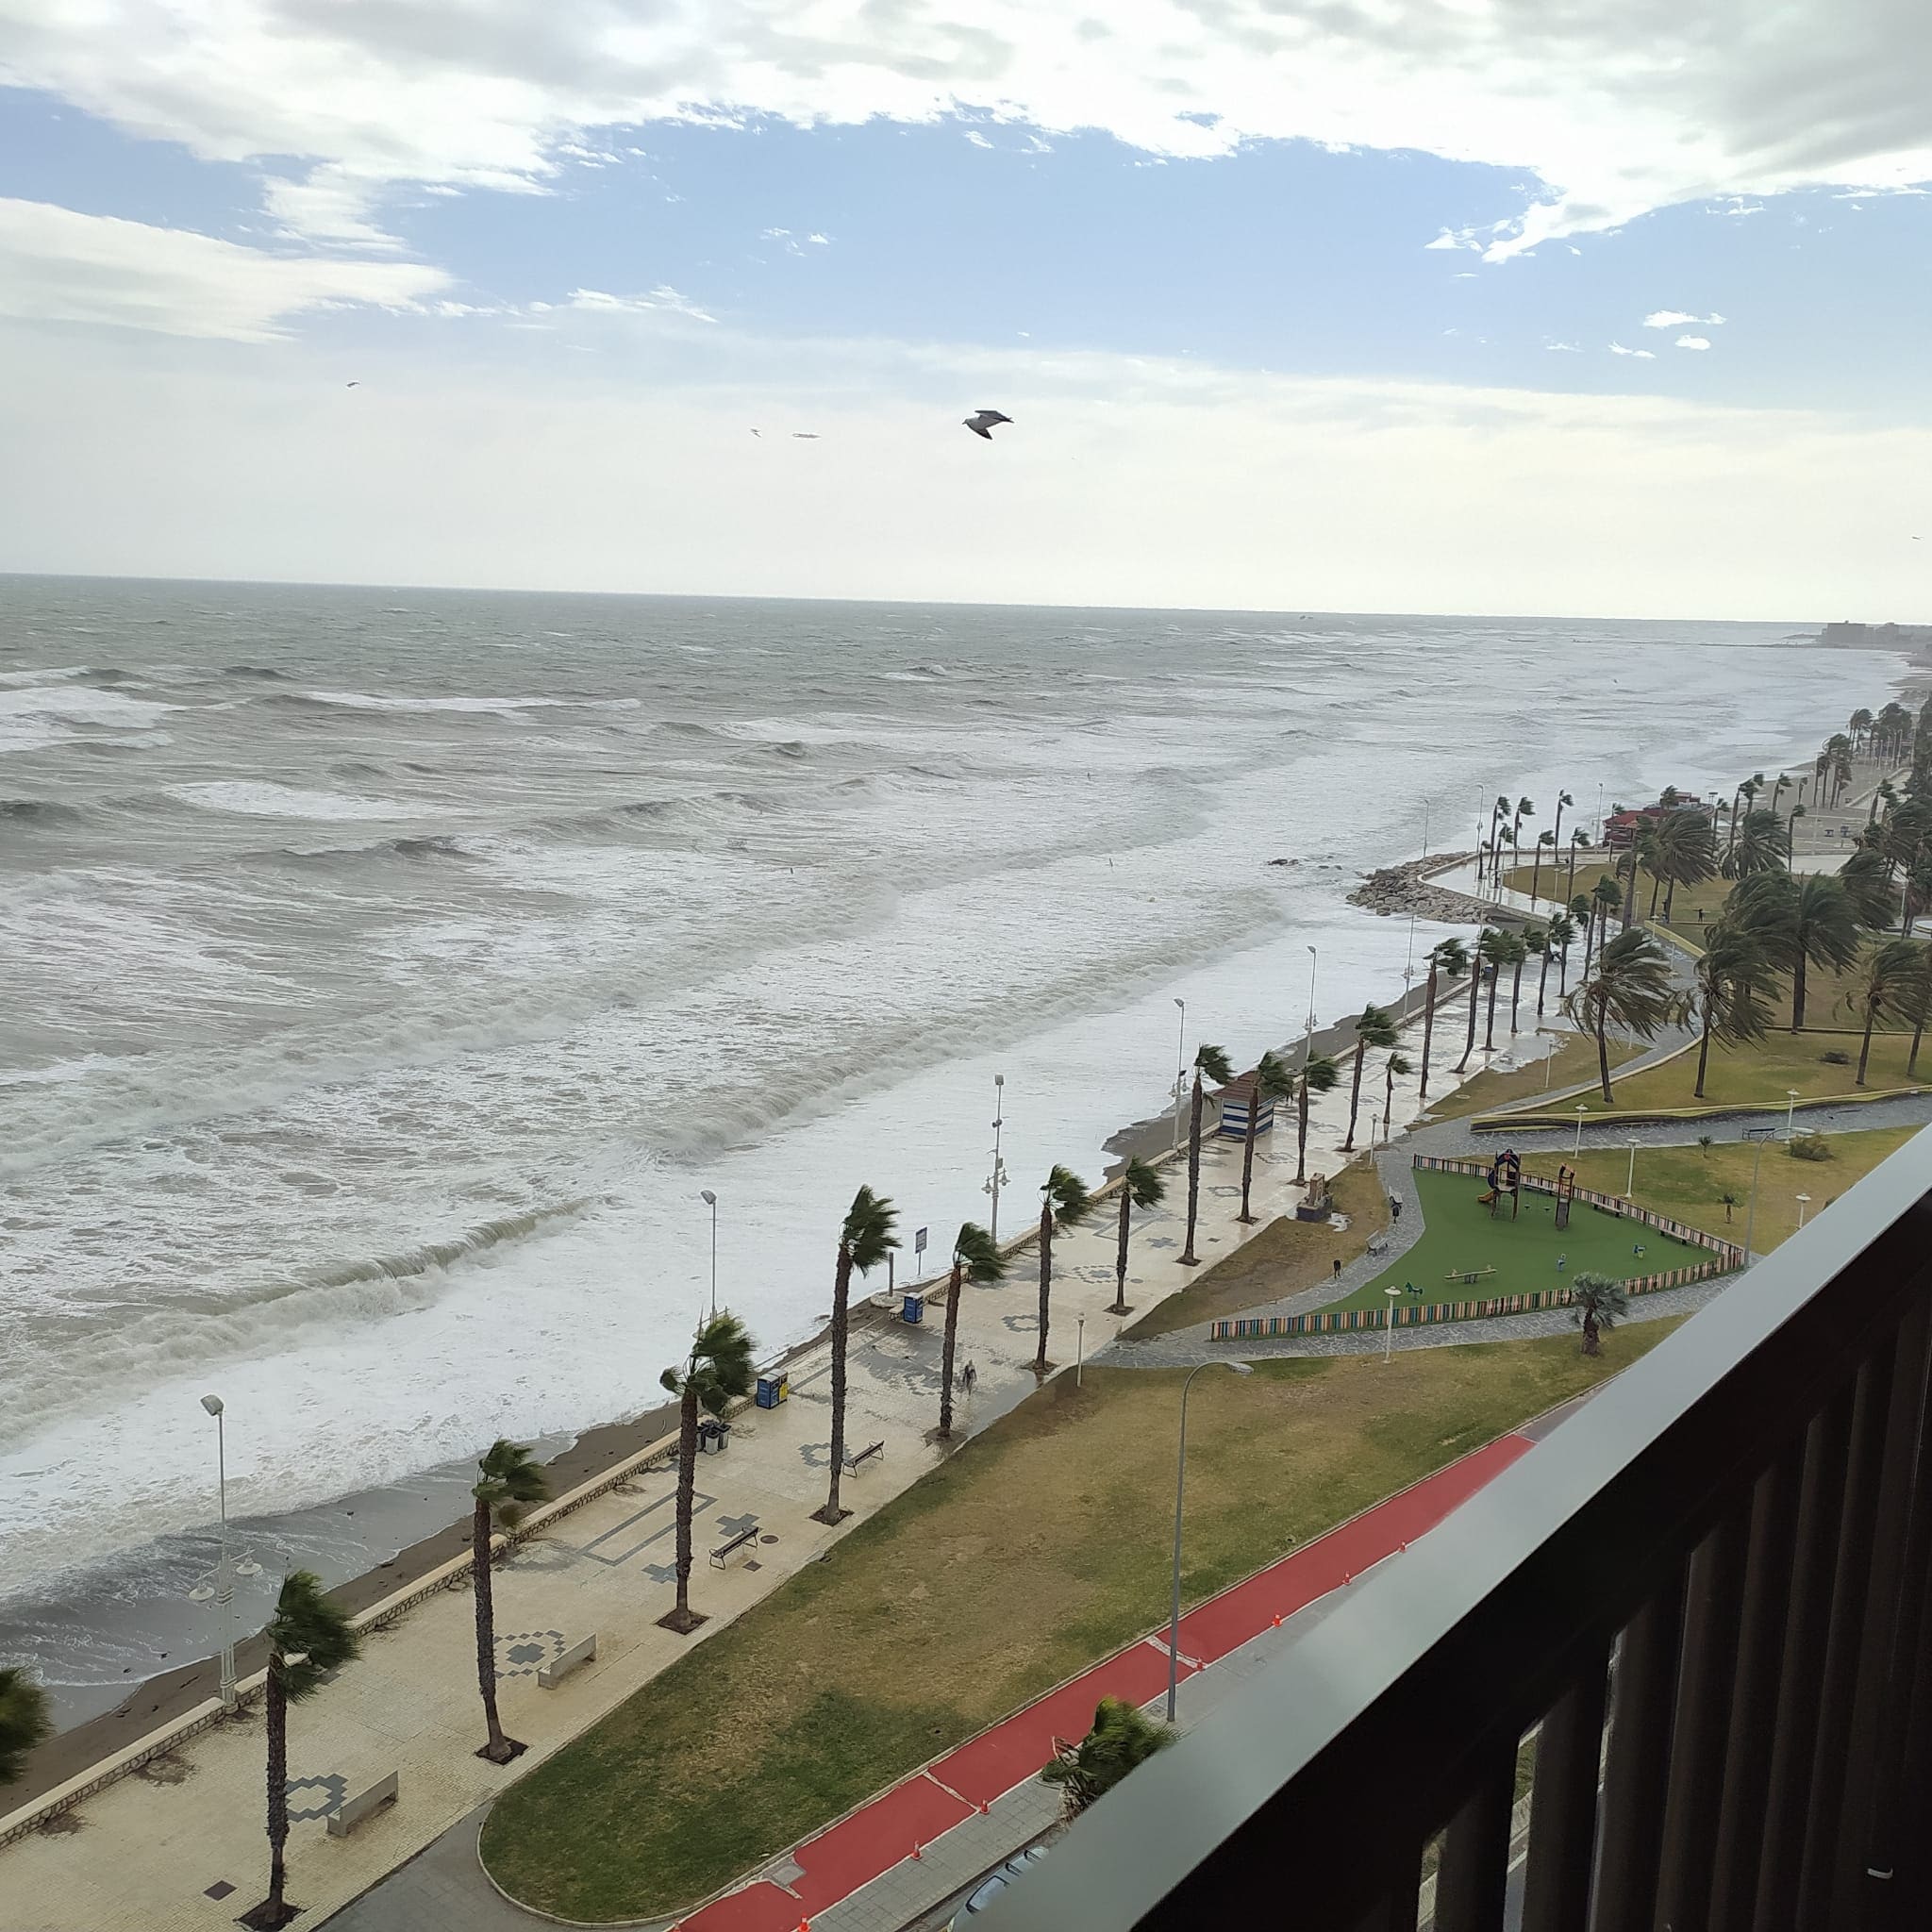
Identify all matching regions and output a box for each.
[755,1374,788,1409]
[901,1291,925,1325]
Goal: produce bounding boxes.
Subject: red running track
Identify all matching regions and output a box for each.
[678,1433,1533,1932]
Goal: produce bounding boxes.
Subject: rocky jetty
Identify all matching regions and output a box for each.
[1347,854,1504,924]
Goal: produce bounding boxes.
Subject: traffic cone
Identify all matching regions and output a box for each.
[911,1840,924,1860]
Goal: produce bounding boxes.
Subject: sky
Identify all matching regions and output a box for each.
[1,0,1930,618]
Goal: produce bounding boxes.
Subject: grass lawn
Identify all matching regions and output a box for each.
[1505,860,1731,929]
[1126,1158,1387,1339]
[1526,1125,1922,1253]
[479,1326,1683,1922]
[1559,1028,1929,1119]
[1323,1167,1707,1314]
[1425,1032,1644,1124]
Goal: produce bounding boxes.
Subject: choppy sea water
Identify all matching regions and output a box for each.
[0,577,1897,1718]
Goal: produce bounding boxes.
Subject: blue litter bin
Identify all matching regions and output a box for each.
[755,1374,789,1409]
[901,1291,925,1325]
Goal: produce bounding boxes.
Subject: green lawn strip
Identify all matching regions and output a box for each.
[1424,1034,1644,1124]
[1318,1167,1705,1315]
[478,1329,1681,1921]
[1124,1158,1387,1339]
[1533,1126,1921,1255]
[1564,1028,1929,1118]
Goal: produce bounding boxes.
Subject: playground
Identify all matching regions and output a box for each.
[1321,1163,1707,1314]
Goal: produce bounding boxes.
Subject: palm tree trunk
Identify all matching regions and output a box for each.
[1112,1188,1133,1313]
[1792,950,1808,1031]
[1646,869,1662,919]
[1484,959,1501,1049]
[473,1498,511,1760]
[1595,995,1614,1105]
[1536,944,1552,1018]
[938,1257,964,1436]
[1455,958,1483,1072]
[264,1668,290,1924]
[1033,1199,1054,1371]
[1559,938,1572,999]
[1418,963,1439,1101]
[1530,846,1543,901]
[1621,853,1638,929]
[659,1386,703,1633]
[1581,1309,1600,1357]
[1508,958,1524,1033]
[1341,1041,1366,1150]
[1553,799,1566,884]
[1383,1062,1395,1137]
[1583,906,1597,977]
[1295,1078,1310,1183]
[1180,1073,1207,1262]
[1237,1080,1259,1224]
[1857,1003,1876,1087]
[816,1246,854,1524]
[1695,1010,1713,1099]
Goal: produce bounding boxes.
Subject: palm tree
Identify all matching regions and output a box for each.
[1036,1163,1093,1366]
[1843,938,1925,1086]
[1454,926,1497,1074]
[1870,776,1898,827]
[1686,920,1774,1099]
[470,1440,548,1763]
[1041,1696,1174,1819]
[1179,1044,1234,1264]
[658,1311,757,1634]
[0,1667,50,1787]
[1508,796,1535,880]
[1565,824,1588,902]
[1721,1191,1740,1224]
[1509,926,1543,1032]
[1589,877,1622,971]
[1851,707,1875,757]
[1723,808,1788,880]
[1571,1273,1629,1357]
[1415,936,1468,1103]
[1293,1051,1342,1182]
[1652,808,1717,919]
[1548,789,1574,890]
[1478,927,1514,1051]
[1561,927,1681,1104]
[1381,1051,1412,1142]
[1481,792,1510,883]
[1840,846,1897,929]
[1903,942,1932,1079]
[1529,827,1557,901]
[1542,912,1576,1011]
[1786,802,1807,859]
[242,1572,361,1930]
[817,1185,898,1525]
[1236,1052,1294,1223]
[939,1223,1004,1437]
[1731,870,1860,1031]
[1112,1158,1167,1311]
[1341,1005,1399,1150]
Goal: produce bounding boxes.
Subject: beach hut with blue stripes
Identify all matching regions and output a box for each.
[1215,1070,1277,1141]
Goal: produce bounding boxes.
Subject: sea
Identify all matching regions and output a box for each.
[0,576,1904,1724]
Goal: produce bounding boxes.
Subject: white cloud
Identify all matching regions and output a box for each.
[963,129,993,149]
[565,285,715,322]
[1644,309,1727,328]
[1675,335,1713,351]
[1545,341,1583,352]
[1608,341,1657,358]
[0,196,448,341]
[807,232,830,245]
[6,323,1929,620]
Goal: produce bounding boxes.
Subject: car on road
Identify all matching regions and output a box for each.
[942,1844,1050,1927]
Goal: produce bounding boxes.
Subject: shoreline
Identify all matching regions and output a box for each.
[10,711,1902,1788]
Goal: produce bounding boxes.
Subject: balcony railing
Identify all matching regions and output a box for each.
[979,1127,1932,1932]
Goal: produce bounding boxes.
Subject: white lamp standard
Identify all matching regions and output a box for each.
[1076,1313,1087,1389]
[1167,1361,1253,1720]
[1743,1133,1768,1257]
[1796,1192,1813,1230]
[1172,1000,1188,1151]
[698,1190,718,1319]
[189,1395,259,1712]
[985,1074,1008,1243]
[1785,1090,1801,1141]
[1303,946,1318,1072]
[1384,1286,1403,1363]
[1625,1139,1640,1199]
[1573,1105,1589,1160]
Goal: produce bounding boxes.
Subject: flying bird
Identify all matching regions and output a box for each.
[345,380,359,389]
[964,409,1011,440]
[750,428,761,438]
[791,432,820,440]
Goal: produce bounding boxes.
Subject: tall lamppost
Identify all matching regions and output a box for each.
[1303,946,1318,1073]
[986,1073,1008,1243]
[1742,1133,1768,1257]
[1625,1139,1640,1199]
[1167,1360,1253,1720]
[1171,999,1189,1151]
[1573,1105,1589,1160]
[1785,1090,1801,1141]
[699,1190,718,1319]
[190,1394,258,1712]
[1383,1286,1403,1364]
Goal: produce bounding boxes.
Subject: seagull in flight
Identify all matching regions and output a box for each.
[345,380,359,389]
[963,409,1011,440]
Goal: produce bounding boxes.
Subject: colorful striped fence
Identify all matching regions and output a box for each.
[1208,1155,1744,1341]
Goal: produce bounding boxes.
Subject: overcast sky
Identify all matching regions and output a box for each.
[2,0,1929,617]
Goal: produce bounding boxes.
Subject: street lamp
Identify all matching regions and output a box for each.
[1168,1360,1253,1720]
[1173,999,1187,1152]
[1625,1139,1640,1199]
[1303,946,1318,1072]
[1796,1192,1812,1230]
[189,1394,259,1712]
[1573,1104,1589,1159]
[698,1190,718,1319]
[985,1074,1008,1243]
[1785,1090,1801,1141]
[1743,1132,1768,1258]
[1384,1286,1403,1363]
[1076,1313,1087,1388]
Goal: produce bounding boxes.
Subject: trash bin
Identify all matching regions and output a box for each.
[900,1291,925,1325]
[755,1373,789,1409]
[697,1418,729,1456]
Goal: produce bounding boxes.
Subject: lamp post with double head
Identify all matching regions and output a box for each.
[191,1394,259,1712]
[1167,1361,1253,1720]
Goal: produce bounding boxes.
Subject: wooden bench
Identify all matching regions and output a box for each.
[538,1633,597,1689]
[1446,1267,1498,1287]
[1366,1235,1391,1257]
[326,1771,398,1839]
[841,1441,885,1477]
[709,1526,758,1569]
[1742,1124,1779,1141]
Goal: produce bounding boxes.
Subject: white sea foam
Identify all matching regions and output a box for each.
[167,781,416,820]
[304,689,641,713]
[0,684,175,753]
